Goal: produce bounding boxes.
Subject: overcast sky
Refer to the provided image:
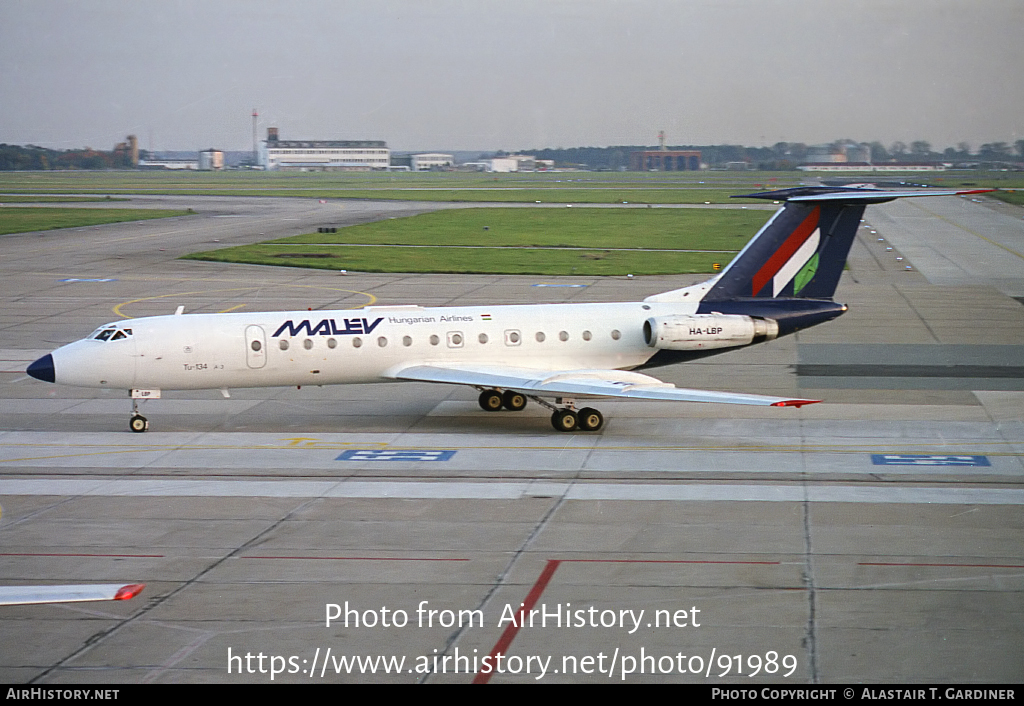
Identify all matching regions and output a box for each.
[1,0,1021,153]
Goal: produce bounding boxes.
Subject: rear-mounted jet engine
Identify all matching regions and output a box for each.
[643,314,778,351]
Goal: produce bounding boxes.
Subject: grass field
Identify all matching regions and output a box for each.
[3,170,1022,205]
[0,171,796,203]
[987,190,1024,207]
[0,195,129,203]
[4,168,1017,275]
[0,207,193,235]
[184,207,770,275]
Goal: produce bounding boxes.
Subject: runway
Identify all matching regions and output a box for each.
[1,192,1022,683]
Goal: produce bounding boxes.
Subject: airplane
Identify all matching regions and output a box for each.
[25,186,991,433]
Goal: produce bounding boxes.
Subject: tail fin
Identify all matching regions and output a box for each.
[704,188,871,301]
[697,186,995,302]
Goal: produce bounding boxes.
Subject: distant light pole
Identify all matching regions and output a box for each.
[252,109,259,167]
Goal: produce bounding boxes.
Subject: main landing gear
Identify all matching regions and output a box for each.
[549,406,603,433]
[477,389,528,412]
[477,388,604,432]
[129,398,149,433]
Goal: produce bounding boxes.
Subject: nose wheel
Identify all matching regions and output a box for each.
[129,397,149,433]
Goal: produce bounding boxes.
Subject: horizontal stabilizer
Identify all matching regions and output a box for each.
[734,186,995,204]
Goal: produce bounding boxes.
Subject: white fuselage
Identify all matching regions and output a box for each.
[50,300,702,392]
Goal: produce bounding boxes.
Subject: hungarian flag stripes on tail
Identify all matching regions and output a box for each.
[700,186,994,303]
[702,188,867,302]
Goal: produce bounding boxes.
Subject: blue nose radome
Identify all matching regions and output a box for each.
[27,354,55,383]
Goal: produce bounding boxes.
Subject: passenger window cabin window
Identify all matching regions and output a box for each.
[582,330,592,341]
[403,336,412,347]
[430,335,439,346]
[303,339,314,350]
[611,329,621,340]
[353,337,363,348]
[378,336,388,347]
[535,332,546,342]
[478,333,488,344]
[327,338,337,349]
[558,331,569,342]
[279,339,290,350]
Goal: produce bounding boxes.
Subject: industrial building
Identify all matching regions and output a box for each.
[411,153,455,171]
[258,128,390,171]
[459,155,542,173]
[629,132,702,171]
[138,158,198,170]
[199,149,224,171]
[629,149,702,171]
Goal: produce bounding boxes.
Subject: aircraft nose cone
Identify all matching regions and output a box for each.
[27,354,55,383]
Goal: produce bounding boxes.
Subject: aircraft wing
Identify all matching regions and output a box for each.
[389,364,818,407]
[0,583,145,606]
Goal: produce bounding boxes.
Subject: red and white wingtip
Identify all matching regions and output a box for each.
[114,583,146,601]
[770,399,821,408]
[0,583,145,606]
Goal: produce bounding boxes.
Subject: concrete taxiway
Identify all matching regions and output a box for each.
[0,192,1022,683]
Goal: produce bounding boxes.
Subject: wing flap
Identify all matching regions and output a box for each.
[390,364,818,407]
[0,583,145,606]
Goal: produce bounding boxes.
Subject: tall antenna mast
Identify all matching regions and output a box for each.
[252,109,259,166]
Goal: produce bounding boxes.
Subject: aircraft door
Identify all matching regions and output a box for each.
[245,325,267,369]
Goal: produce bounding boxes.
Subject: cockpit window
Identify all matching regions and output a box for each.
[92,327,132,342]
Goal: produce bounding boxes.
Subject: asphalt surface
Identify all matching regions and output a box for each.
[0,192,1021,683]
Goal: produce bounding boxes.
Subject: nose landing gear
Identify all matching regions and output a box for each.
[129,414,149,433]
[129,396,149,433]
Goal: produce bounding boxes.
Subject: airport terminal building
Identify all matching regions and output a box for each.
[258,128,390,171]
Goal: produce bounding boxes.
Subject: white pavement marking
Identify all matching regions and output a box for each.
[1,479,1021,504]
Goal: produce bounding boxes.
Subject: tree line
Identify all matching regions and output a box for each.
[0,143,140,171]
[513,140,1024,170]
